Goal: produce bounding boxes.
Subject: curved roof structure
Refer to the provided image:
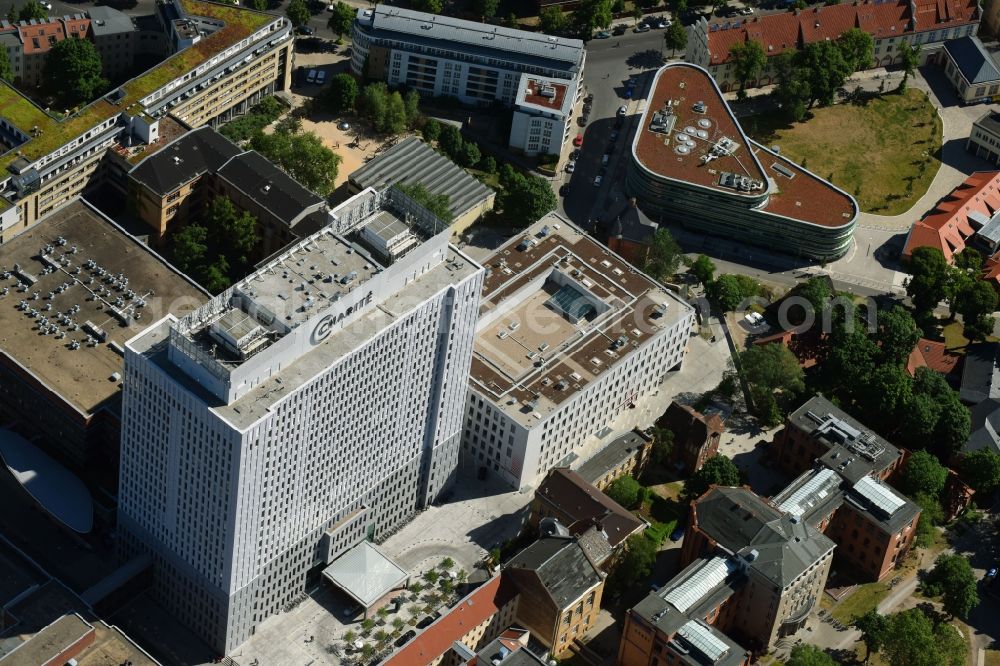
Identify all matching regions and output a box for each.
[0,428,93,533]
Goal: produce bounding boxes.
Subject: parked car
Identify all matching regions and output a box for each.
[612,25,627,35]
[573,134,584,147]
[315,70,326,85]
[565,162,576,173]
[595,30,611,39]
[40,1,52,8]
[338,121,350,130]
[583,94,594,104]
[634,23,650,32]
[610,130,619,141]
[559,184,571,196]
[296,25,315,35]
[739,6,754,14]
[670,528,685,542]
[306,69,318,84]
[593,175,603,187]
[601,154,610,166]
[617,105,628,116]
[571,149,581,160]
[624,87,633,99]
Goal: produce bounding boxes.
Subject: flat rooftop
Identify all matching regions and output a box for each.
[469,215,691,428]
[0,199,205,416]
[516,74,575,117]
[634,64,856,229]
[0,613,158,666]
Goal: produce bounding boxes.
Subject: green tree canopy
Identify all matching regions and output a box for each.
[899,450,948,498]
[0,48,12,84]
[837,27,874,71]
[664,20,687,56]
[171,224,208,275]
[323,73,358,115]
[955,279,998,342]
[875,306,921,366]
[923,554,980,620]
[954,248,984,272]
[642,229,684,282]
[707,274,761,311]
[798,40,852,107]
[421,118,441,143]
[383,91,408,135]
[729,39,766,98]
[897,40,921,91]
[906,246,950,319]
[739,342,805,416]
[396,182,453,224]
[796,275,833,316]
[609,534,657,588]
[881,609,946,666]
[438,123,464,158]
[285,0,311,26]
[496,170,556,226]
[913,491,943,548]
[472,0,500,19]
[15,0,48,22]
[459,141,481,168]
[411,0,443,12]
[539,6,569,34]
[959,449,1000,495]
[651,426,673,465]
[605,475,643,508]
[43,38,108,108]
[575,0,613,32]
[202,196,258,268]
[786,644,836,666]
[327,1,355,35]
[683,454,740,500]
[249,128,340,195]
[689,254,715,286]
[773,50,812,121]
[852,609,889,664]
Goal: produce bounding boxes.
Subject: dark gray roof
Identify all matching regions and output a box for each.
[966,398,1000,455]
[88,6,135,36]
[606,200,657,245]
[129,127,241,196]
[961,342,1000,404]
[349,137,493,219]
[974,111,1000,138]
[944,36,1000,86]
[358,5,584,74]
[631,591,749,666]
[694,487,834,588]
[475,637,547,666]
[217,151,324,228]
[576,430,648,485]
[785,395,900,474]
[506,535,601,608]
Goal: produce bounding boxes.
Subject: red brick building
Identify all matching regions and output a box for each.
[658,402,724,474]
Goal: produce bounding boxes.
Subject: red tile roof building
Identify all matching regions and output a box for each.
[906,337,962,378]
[687,0,980,91]
[902,170,1000,262]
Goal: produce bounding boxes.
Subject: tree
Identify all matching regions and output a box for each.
[472,0,500,19]
[203,196,258,267]
[0,48,12,84]
[496,171,556,225]
[323,73,358,115]
[609,534,657,588]
[954,248,984,272]
[459,141,481,168]
[663,20,688,57]
[249,129,341,195]
[343,629,357,644]
[959,449,1000,495]
[423,569,440,584]
[897,40,921,92]
[786,644,836,666]
[383,91,408,135]
[247,0,268,10]
[881,609,944,666]
[202,255,231,293]
[411,0,443,12]
[650,426,673,464]
[729,40,766,99]
[480,155,497,174]
[391,617,405,633]
[642,228,683,281]
[924,554,980,619]
[575,0,613,32]
[837,27,874,71]
[858,364,912,429]
[683,454,740,500]
[798,40,852,107]
[632,6,644,22]
[606,475,643,508]
[907,247,950,320]
[825,327,879,388]
[773,51,812,121]
[852,609,889,664]
[899,450,948,498]
[396,182,453,224]
[875,306,921,366]
[955,279,998,342]
[689,254,715,286]
[422,118,441,143]
[739,343,804,416]
[43,38,107,108]
[796,275,833,316]
[15,0,48,21]
[403,89,421,127]
[539,6,569,34]
[327,1,355,35]
[172,224,208,274]
[612,0,626,11]
[707,274,760,311]
[913,491,943,548]
[438,123,463,158]
[357,82,389,130]
[285,0,311,26]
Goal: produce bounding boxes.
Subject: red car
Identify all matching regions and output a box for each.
[573,134,583,147]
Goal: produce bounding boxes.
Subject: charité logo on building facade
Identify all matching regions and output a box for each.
[311,291,375,345]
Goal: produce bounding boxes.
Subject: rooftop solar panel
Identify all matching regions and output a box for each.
[662,556,735,612]
[776,467,839,518]
[677,620,730,661]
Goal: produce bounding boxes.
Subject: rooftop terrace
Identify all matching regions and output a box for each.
[469,215,691,428]
[0,198,205,416]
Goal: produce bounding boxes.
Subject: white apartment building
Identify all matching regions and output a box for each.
[350,5,584,108]
[509,73,577,157]
[462,215,694,490]
[117,187,484,653]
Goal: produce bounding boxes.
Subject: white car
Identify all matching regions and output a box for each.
[40,1,52,8]
[601,154,610,166]
[593,175,603,187]
[565,162,576,173]
[617,105,628,116]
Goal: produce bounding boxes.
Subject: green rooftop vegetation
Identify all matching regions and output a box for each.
[0,0,276,173]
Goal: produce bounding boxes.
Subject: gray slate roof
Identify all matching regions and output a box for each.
[129,126,241,196]
[694,487,835,588]
[217,150,323,228]
[349,137,493,220]
[576,430,648,486]
[944,36,1000,85]
[966,398,1000,455]
[785,395,900,474]
[506,535,600,608]
[974,111,1000,138]
[88,6,135,36]
[358,5,584,74]
[961,342,1000,404]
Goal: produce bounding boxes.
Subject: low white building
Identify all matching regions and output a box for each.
[509,74,578,157]
[461,214,694,490]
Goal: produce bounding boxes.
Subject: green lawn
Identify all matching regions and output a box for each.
[745,89,942,216]
[830,580,890,624]
[942,320,1000,350]
[638,490,683,546]
[985,650,1000,666]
